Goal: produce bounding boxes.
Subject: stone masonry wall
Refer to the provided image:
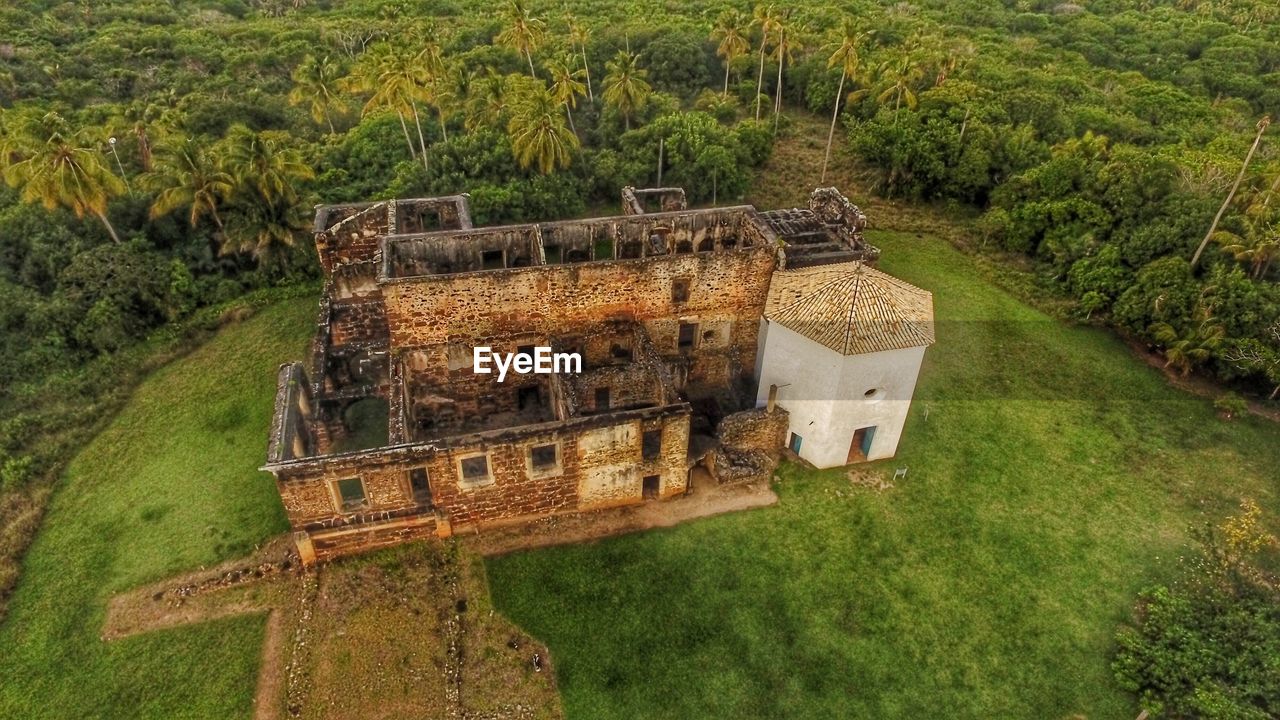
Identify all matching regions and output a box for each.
[718,406,789,454]
[272,405,691,560]
[383,248,777,404]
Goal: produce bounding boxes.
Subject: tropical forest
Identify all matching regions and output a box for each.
[1,0,1278,718]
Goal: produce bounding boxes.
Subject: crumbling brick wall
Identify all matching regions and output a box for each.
[381,248,776,406]
[718,406,788,453]
[268,405,690,563]
[709,407,789,485]
[314,201,391,276]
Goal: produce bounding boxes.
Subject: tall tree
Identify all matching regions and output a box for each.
[139,136,233,233]
[217,126,314,264]
[497,0,546,79]
[348,45,432,171]
[876,48,924,123]
[821,20,871,183]
[751,3,781,120]
[1193,116,1271,269]
[343,45,418,161]
[465,68,512,132]
[711,10,750,97]
[289,54,346,134]
[1,110,126,243]
[770,12,800,131]
[218,126,312,207]
[602,51,652,131]
[566,15,594,102]
[413,24,452,142]
[385,49,432,172]
[546,57,586,134]
[507,84,579,174]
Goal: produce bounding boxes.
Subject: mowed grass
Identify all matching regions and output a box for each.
[0,296,317,719]
[486,230,1280,719]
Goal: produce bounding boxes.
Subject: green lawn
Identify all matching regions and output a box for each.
[0,297,316,719]
[2,233,1277,720]
[485,230,1280,719]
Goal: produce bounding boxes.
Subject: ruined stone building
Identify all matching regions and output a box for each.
[263,187,934,564]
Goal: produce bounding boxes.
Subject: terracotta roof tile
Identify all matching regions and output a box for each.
[765,262,935,355]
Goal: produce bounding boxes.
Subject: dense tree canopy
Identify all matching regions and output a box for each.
[1,0,1280,632]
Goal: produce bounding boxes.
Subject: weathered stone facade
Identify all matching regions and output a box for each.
[264,187,882,564]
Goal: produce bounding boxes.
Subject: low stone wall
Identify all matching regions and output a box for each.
[304,514,440,564]
[710,407,788,485]
[717,406,788,455]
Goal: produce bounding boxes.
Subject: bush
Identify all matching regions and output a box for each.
[1113,501,1280,719]
[1214,392,1248,419]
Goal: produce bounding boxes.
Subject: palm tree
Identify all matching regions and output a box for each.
[385,49,432,171]
[566,15,594,102]
[876,49,924,124]
[222,200,310,265]
[218,126,314,207]
[414,32,451,142]
[821,20,871,183]
[343,45,418,161]
[1150,316,1226,376]
[1213,218,1280,279]
[507,84,579,174]
[465,68,512,132]
[496,0,546,79]
[751,3,781,120]
[711,10,750,97]
[1,110,126,243]
[546,57,586,134]
[350,46,432,171]
[139,136,234,233]
[1193,115,1271,269]
[289,55,346,134]
[602,51,652,131]
[770,12,800,131]
[217,126,314,263]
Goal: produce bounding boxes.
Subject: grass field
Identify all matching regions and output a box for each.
[0,296,317,719]
[1,219,1277,719]
[485,229,1280,719]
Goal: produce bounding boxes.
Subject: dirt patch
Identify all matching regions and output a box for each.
[847,467,895,492]
[463,478,778,557]
[104,539,562,720]
[1124,336,1280,423]
[102,535,298,642]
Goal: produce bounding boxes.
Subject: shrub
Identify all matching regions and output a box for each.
[1113,501,1280,718]
[1214,392,1248,419]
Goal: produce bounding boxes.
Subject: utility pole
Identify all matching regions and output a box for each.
[108,137,131,192]
[657,136,664,186]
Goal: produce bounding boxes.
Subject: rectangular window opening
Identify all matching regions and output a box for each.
[595,387,610,410]
[672,278,690,304]
[481,250,505,269]
[543,244,562,264]
[460,455,490,482]
[408,468,432,505]
[530,443,558,471]
[642,429,662,461]
[337,477,366,511]
[642,474,660,499]
[678,322,698,350]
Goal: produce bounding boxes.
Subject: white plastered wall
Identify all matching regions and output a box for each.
[755,319,926,468]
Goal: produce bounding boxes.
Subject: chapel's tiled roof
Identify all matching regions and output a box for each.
[764,262,935,355]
